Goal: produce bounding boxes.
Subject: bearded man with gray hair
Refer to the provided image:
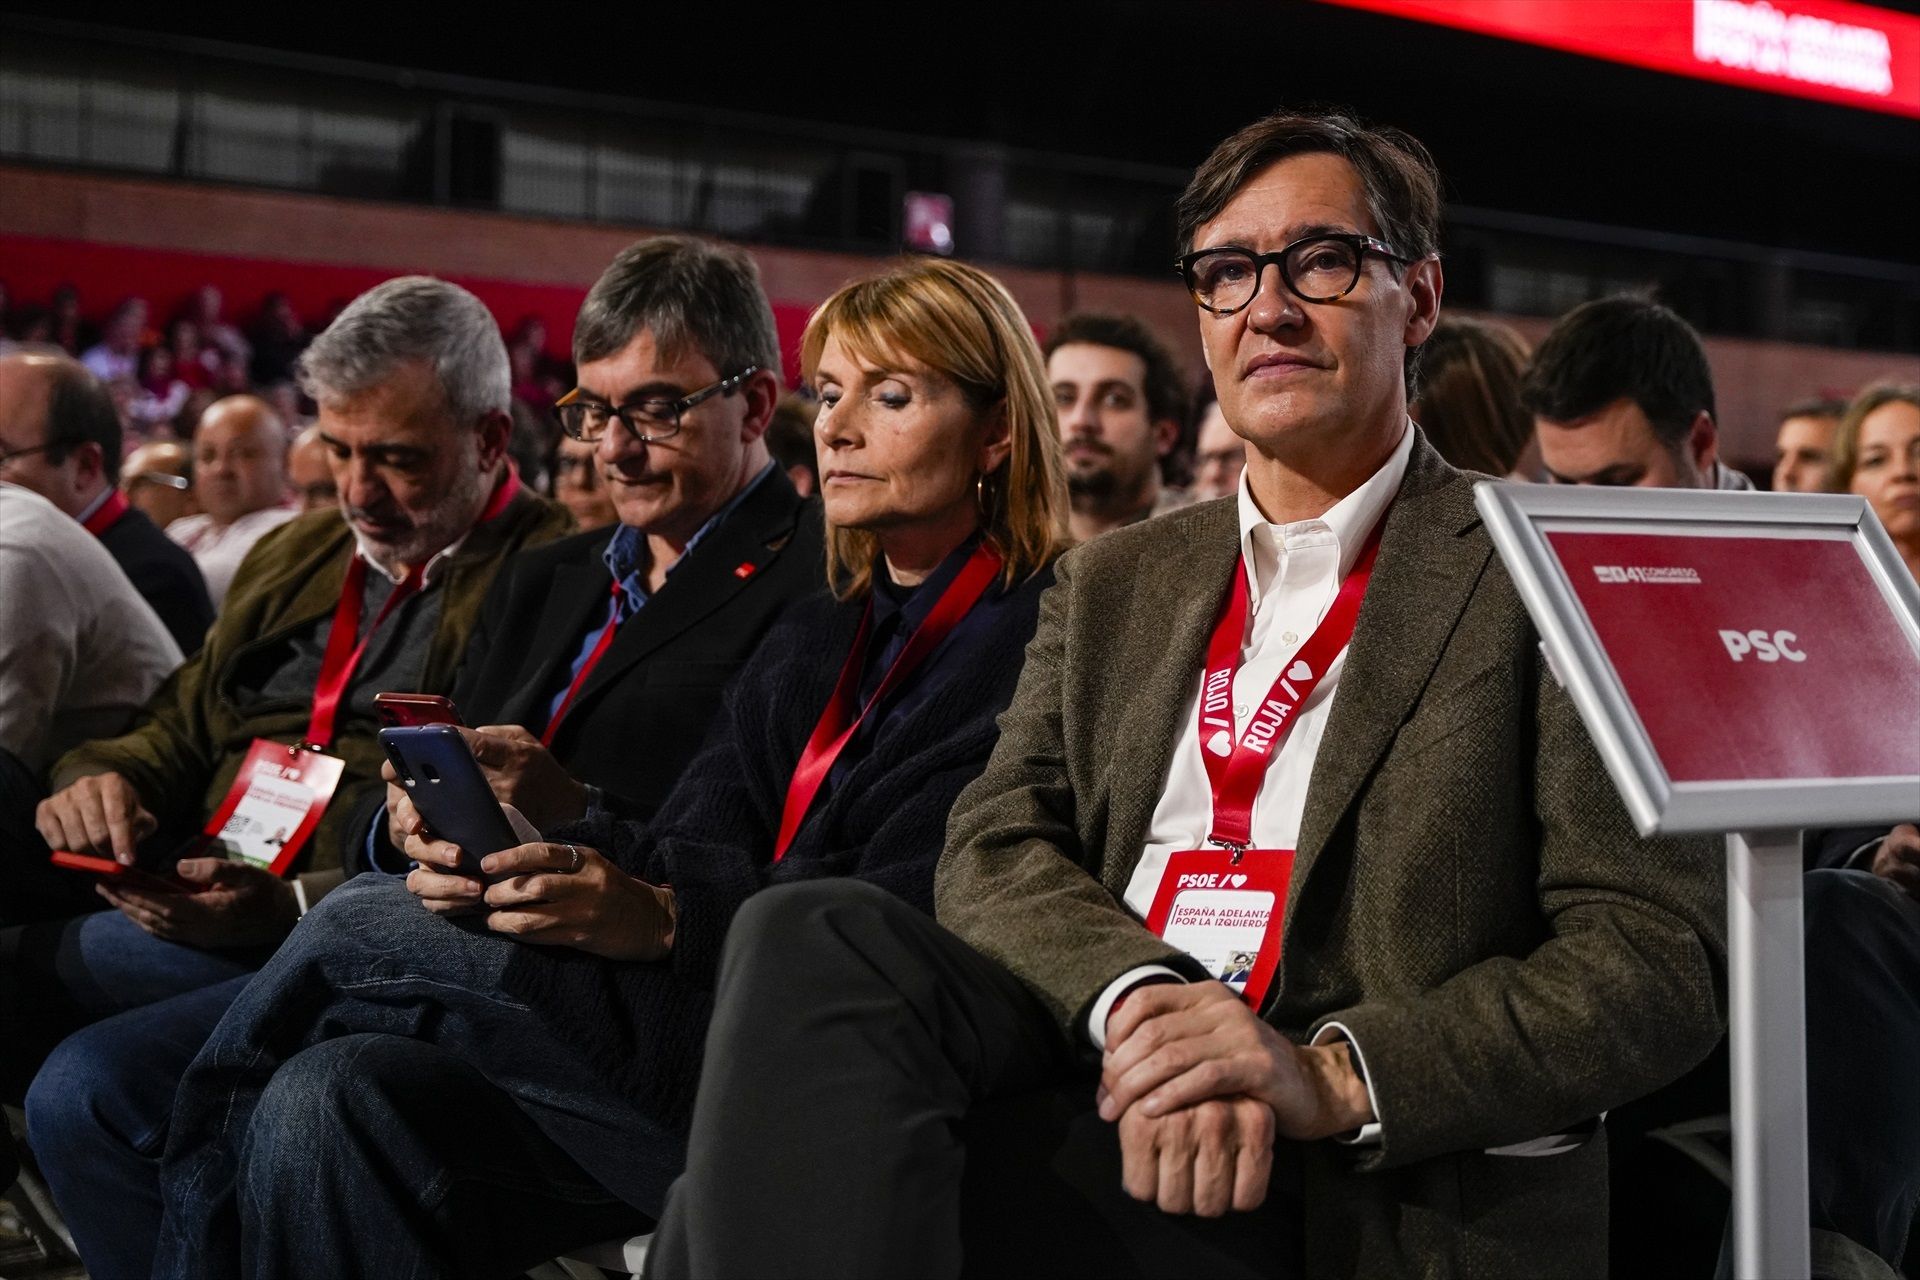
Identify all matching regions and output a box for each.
[0,277,569,1276]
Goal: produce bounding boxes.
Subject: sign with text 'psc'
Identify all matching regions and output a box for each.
[1476,485,1920,835]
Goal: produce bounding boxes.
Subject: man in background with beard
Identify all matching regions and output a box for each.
[1046,314,1191,542]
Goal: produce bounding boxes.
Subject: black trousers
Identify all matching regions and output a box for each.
[0,745,100,928]
[646,879,1302,1280]
[1803,868,1920,1273]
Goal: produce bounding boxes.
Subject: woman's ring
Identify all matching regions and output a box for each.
[565,844,584,874]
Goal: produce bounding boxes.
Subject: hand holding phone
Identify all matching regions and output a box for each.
[378,726,520,884]
[458,725,591,832]
[35,771,158,863]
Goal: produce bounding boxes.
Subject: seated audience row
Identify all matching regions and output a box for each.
[145,250,1068,1278]
[3,280,571,1246]
[16,240,835,1276]
[637,109,1727,1280]
[0,103,1910,1280]
[1,286,309,439]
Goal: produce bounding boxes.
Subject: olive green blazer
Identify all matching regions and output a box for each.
[53,491,572,873]
[935,433,1727,1279]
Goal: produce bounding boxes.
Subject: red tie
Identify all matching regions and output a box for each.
[541,582,625,748]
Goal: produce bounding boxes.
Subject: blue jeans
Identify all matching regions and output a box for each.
[26,973,252,1280]
[155,875,674,1280]
[0,906,267,1099]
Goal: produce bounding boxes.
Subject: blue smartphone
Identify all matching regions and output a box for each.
[378,725,521,882]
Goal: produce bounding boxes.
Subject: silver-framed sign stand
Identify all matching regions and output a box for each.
[1474,483,1920,1280]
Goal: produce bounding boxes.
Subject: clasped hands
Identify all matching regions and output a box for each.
[384,725,674,962]
[1097,981,1375,1218]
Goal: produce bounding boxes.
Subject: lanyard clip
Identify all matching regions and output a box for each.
[1208,837,1249,865]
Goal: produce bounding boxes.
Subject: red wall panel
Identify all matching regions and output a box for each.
[1,233,816,386]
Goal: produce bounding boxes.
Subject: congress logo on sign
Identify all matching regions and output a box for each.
[1593,564,1703,584]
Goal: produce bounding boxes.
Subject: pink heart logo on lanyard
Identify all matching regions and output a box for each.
[1287,659,1313,682]
[1205,728,1233,757]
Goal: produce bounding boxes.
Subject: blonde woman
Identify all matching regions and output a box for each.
[151,256,1068,1279]
[1831,381,1920,583]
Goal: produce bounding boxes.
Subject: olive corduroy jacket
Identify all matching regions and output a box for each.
[52,489,572,880]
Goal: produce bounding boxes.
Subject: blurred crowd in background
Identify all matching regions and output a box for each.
[0,273,1899,572]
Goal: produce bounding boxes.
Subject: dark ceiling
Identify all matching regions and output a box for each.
[10,0,1919,264]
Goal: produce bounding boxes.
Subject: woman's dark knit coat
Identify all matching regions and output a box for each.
[503,561,1056,1131]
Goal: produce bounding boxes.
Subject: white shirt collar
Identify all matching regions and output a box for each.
[351,527,470,588]
[1233,420,1414,611]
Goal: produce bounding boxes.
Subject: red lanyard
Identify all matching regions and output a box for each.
[541,582,624,747]
[772,542,1004,861]
[1196,522,1385,851]
[306,557,423,749]
[81,490,129,538]
[304,465,521,750]
[479,464,522,523]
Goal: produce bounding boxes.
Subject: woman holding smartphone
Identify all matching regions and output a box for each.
[152,257,1069,1279]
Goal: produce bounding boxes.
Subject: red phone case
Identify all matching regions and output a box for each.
[48,850,200,895]
[374,694,463,729]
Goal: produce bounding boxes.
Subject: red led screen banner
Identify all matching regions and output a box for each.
[1315,0,1920,118]
[1546,529,1920,784]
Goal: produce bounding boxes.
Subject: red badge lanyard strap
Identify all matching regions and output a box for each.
[479,464,521,522]
[772,543,1005,861]
[305,558,424,750]
[81,490,129,538]
[541,582,625,748]
[299,468,516,752]
[1198,523,1385,851]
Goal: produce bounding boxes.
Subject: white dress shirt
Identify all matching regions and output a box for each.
[1123,424,1412,915]
[167,506,299,606]
[1086,424,1414,1141]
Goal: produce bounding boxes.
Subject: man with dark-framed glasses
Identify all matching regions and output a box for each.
[344,234,823,858]
[1177,233,1415,316]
